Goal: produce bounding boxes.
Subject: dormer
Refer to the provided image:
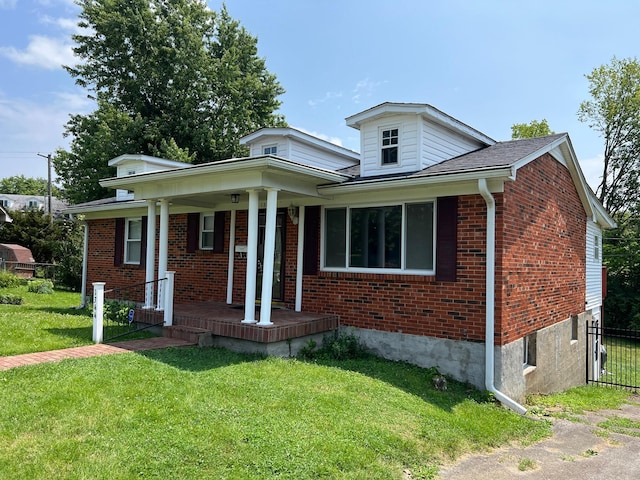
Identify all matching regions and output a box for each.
[108,154,189,200]
[25,197,44,210]
[0,197,13,209]
[346,103,495,178]
[240,127,360,172]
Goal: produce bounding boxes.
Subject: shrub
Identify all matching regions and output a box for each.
[27,279,54,294]
[104,299,137,325]
[0,293,23,305]
[0,271,21,288]
[298,329,369,360]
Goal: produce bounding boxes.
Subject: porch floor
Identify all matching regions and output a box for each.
[161,302,339,344]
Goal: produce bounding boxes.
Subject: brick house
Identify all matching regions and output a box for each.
[67,102,613,410]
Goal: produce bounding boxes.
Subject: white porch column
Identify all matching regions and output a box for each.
[157,198,169,309]
[295,205,305,312]
[242,189,259,323]
[258,188,279,325]
[144,199,157,308]
[226,209,236,304]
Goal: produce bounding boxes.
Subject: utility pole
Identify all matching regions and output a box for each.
[37,153,52,223]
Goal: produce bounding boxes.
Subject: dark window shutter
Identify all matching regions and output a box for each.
[114,218,125,267]
[303,206,320,275]
[186,212,199,253]
[435,196,458,282]
[139,216,147,269]
[213,211,226,253]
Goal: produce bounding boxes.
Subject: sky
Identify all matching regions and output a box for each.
[0,0,639,191]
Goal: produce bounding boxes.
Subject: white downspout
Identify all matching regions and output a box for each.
[478,178,527,415]
[79,220,89,308]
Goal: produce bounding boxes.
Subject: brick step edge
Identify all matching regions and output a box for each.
[163,325,210,345]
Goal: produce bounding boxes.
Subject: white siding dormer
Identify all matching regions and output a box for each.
[108,154,188,201]
[347,102,494,178]
[241,128,360,172]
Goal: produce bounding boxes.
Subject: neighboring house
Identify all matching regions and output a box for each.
[0,193,67,216]
[66,102,614,408]
[0,243,36,278]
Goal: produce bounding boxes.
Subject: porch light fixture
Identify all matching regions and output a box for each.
[230,193,240,204]
[288,204,299,225]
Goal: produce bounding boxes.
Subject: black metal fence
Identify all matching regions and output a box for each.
[102,278,166,341]
[587,323,640,389]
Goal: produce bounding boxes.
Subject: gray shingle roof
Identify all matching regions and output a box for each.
[338,134,567,181]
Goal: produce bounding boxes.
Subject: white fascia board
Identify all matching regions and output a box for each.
[65,199,147,216]
[345,102,495,145]
[318,166,514,195]
[100,156,352,191]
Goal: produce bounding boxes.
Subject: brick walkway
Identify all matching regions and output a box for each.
[0,337,195,371]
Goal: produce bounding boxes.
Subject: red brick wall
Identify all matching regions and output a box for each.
[299,196,488,340]
[85,153,587,346]
[495,153,586,345]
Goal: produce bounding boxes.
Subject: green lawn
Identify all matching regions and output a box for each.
[0,348,551,479]
[600,335,640,388]
[0,286,92,356]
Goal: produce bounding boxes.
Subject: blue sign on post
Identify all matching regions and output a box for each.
[128,309,135,324]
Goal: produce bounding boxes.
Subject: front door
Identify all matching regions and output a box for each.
[256,210,285,302]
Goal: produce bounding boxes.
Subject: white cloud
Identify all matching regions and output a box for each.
[0,35,77,70]
[40,15,80,32]
[352,78,386,104]
[308,91,343,108]
[0,91,92,148]
[0,0,17,9]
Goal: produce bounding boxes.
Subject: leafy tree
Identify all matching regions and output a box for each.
[511,119,555,139]
[578,56,640,221]
[0,210,84,290]
[55,0,285,204]
[0,175,59,197]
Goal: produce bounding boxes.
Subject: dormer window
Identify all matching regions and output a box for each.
[28,200,41,210]
[381,128,399,165]
[263,145,277,155]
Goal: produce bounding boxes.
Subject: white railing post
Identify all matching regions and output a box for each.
[163,271,175,326]
[92,282,105,344]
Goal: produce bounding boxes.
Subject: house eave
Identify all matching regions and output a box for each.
[100,155,352,191]
[318,166,514,194]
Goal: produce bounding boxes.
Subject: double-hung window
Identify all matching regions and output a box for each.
[200,214,215,250]
[263,145,277,155]
[323,202,434,273]
[125,218,142,264]
[381,127,399,165]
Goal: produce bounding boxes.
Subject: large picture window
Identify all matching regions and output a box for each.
[324,202,434,273]
[125,218,142,264]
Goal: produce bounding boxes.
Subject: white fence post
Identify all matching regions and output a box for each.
[92,282,105,343]
[163,271,175,326]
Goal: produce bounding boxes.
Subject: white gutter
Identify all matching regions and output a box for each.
[79,221,89,308]
[478,178,527,415]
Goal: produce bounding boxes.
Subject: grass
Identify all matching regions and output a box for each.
[0,286,93,356]
[0,348,552,479]
[528,385,633,415]
[0,285,154,356]
[600,335,640,388]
